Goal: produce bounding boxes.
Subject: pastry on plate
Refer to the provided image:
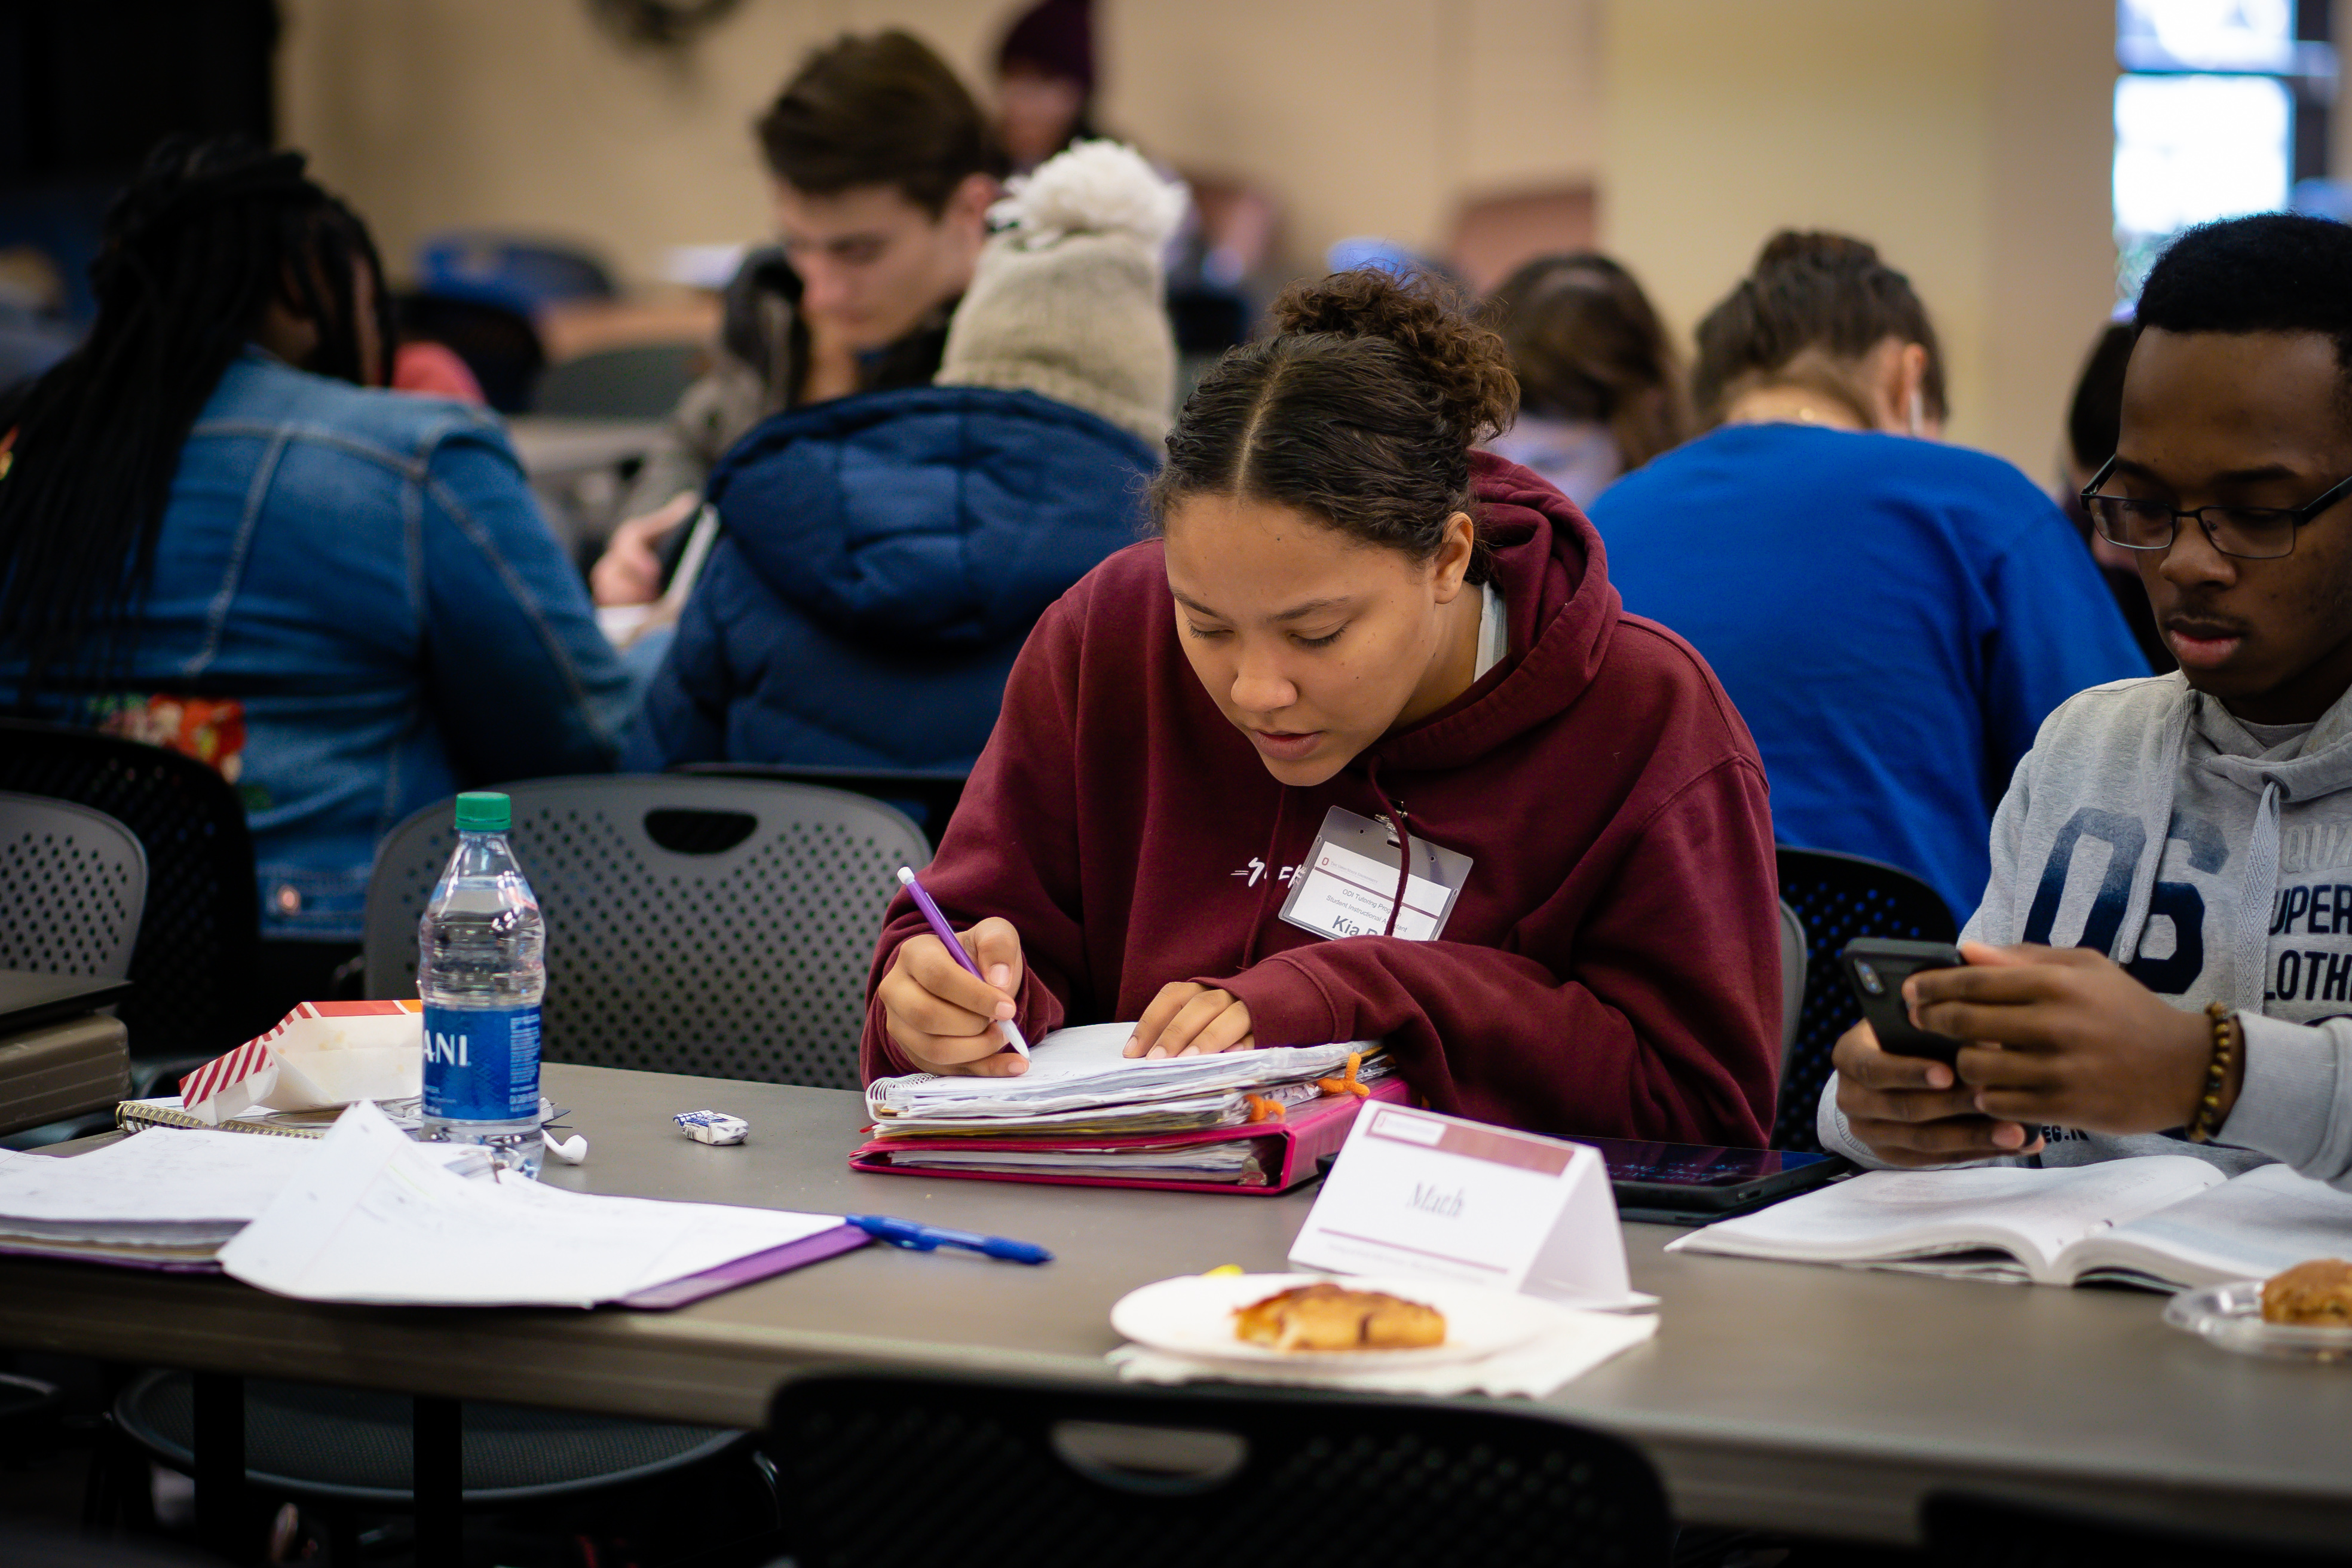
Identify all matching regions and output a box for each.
[1233,1282,1446,1352]
[2261,1258,2352,1326]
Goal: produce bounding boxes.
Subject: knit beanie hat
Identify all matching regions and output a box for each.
[936,139,1185,449]
[997,0,1095,94]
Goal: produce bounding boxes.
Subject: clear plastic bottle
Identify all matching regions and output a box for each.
[417,792,544,1177]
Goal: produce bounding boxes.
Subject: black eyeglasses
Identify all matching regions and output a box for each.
[2080,454,2352,561]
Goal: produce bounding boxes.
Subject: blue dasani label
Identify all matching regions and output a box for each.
[422,1004,542,1120]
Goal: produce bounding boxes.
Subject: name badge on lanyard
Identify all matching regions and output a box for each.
[1278,805,1474,943]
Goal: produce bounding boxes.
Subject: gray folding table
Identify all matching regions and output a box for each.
[4,1062,2350,1553]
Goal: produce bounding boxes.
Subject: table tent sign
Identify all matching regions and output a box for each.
[1289,1102,1639,1309]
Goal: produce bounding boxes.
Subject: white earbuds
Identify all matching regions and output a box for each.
[542,1130,588,1165]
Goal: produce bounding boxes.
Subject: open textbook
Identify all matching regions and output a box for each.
[1667,1155,2352,1291]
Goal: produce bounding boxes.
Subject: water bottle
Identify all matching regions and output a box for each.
[418,791,544,1176]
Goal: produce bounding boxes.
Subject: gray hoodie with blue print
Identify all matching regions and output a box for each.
[1820,670,2352,1188]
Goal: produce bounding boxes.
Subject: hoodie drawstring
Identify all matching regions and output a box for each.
[1364,759,1413,939]
[2234,778,2282,1015]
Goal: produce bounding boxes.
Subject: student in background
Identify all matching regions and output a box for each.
[623,142,1183,773]
[985,0,1276,329]
[1825,215,2352,1191]
[1590,232,2148,922]
[2059,320,2175,672]
[0,138,627,1001]
[863,269,1781,1148]
[595,30,1003,608]
[993,0,1100,173]
[1485,253,1691,508]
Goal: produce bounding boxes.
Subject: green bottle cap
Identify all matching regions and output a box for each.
[455,792,511,832]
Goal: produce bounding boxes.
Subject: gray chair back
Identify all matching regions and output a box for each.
[0,792,148,981]
[1778,898,1808,1070]
[363,776,929,1089]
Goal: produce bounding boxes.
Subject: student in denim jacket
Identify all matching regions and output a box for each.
[0,138,629,982]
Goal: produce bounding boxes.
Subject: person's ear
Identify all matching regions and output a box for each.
[1898,342,1938,437]
[945,172,999,240]
[1430,513,1477,602]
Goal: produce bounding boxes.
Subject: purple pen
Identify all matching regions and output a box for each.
[895,866,1031,1058]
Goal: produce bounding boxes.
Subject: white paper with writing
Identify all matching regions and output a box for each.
[1288,1104,1638,1309]
[219,1100,841,1306]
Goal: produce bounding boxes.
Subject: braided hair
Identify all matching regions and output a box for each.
[0,136,393,704]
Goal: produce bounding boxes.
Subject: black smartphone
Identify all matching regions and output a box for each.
[1840,937,1969,1063]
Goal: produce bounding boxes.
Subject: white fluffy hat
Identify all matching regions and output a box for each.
[935,140,1187,448]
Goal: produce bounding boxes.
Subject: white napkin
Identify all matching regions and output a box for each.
[1108,1307,1658,1398]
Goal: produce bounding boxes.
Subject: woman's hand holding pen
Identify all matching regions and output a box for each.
[1124,983,1254,1058]
[878,918,1031,1077]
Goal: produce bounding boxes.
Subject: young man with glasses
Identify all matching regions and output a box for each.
[1824,213,2352,1188]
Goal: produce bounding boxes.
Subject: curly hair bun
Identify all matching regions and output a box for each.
[1270,268,1519,445]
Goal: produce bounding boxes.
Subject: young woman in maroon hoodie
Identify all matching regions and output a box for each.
[863,270,1781,1143]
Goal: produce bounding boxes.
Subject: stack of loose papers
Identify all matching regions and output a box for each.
[859,1024,1392,1186]
[219,1101,855,1307]
[0,1127,483,1269]
[866,1025,1386,1128]
[2,1104,858,1307]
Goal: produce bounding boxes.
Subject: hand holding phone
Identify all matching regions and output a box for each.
[1840,938,1969,1063]
[1833,938,2044,1165]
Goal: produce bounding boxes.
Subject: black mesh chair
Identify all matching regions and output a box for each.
[676,761,969,856]
[1924,1491,2352,1567]
[0,719,262,1065]
[1774,846,1958,1152]
[767,1368,1673,1568]
[363,774,930,1089]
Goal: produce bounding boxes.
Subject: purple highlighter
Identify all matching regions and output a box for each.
[895,866,1032,1058]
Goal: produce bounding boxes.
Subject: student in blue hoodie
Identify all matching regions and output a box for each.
[624,142,1183,773]
[1589,232,2148,921]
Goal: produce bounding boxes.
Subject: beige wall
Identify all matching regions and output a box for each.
[279,0,1607,288]
[282,0,2120,471]
[1602,0,2118,474]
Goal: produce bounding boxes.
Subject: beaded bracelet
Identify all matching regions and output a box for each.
[2187,1000,2238,1144]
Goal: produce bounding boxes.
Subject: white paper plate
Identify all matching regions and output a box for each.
[1110,1272,1560,1368]
[2164,1281,2352,1362]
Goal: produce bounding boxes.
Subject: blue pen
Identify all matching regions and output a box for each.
[846,1214,1054,1265]
[896,865,1031,1058]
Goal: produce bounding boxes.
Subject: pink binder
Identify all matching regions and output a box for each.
[848,1077,1408,1196]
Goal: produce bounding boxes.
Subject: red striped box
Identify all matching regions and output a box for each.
[179,1000,424,1125]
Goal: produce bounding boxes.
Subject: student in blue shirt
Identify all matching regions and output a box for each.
[1587,231,2148,921]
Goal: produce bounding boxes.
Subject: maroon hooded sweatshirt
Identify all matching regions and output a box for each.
[861,455,1780,1144]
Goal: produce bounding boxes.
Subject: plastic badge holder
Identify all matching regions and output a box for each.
[2164,1281,2352,1362]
